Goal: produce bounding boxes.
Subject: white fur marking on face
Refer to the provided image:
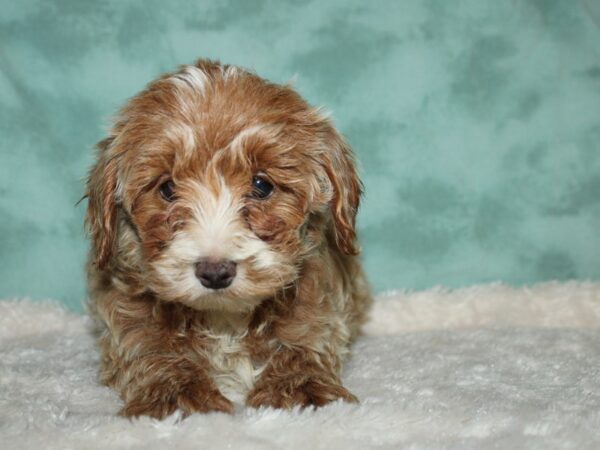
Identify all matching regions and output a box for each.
[187,177,240,258]
[226,124,283,156]
[165,121,196,156]
[184,178,278,263]
[151,176,283,307]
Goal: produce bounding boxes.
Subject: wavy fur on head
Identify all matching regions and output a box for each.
[85,59,372,419]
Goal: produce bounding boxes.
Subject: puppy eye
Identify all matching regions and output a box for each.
[251,175,274,199]
[159,180,176,202]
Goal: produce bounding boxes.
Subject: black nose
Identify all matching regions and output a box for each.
[194,259,237,290]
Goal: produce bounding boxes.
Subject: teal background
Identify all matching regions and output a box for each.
[1,0,599,312]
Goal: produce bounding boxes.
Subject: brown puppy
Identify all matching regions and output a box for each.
[85,59,372,419]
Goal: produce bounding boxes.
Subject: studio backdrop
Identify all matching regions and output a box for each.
[1,0,599,311]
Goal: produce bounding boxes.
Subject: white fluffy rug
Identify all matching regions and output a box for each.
[2,282,600,449]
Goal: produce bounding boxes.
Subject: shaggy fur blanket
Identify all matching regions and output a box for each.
[2,282,600,449]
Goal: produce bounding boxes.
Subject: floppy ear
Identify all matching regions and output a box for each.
[320,125,363,255]
[85,137,119,269]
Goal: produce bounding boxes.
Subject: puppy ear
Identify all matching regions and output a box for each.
[85,137,119,269]
[320,125,363,255]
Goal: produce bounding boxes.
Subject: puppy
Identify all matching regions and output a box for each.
[85,59,372,419]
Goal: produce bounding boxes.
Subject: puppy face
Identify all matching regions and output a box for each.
[86,60,361,312]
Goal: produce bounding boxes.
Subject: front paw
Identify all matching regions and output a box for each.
[121,381,234,419]
[246,376,358,409]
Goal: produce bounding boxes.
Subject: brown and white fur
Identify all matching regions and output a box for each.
[85,59,372,419]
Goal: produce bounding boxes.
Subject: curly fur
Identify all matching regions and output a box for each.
[85,59,372,419]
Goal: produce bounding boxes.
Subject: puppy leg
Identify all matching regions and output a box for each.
[95,299,233,419]
[115,356,233,419]
[246,348,357,409]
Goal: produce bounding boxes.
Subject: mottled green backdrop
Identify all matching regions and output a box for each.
[1,0,599,311]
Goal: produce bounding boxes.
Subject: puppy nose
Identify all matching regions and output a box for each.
[194,259,237,290]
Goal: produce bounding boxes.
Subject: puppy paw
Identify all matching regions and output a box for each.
[120,382,234,419]
[246,377,358,410]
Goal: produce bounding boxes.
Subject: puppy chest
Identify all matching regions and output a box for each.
[203,332,267,405]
